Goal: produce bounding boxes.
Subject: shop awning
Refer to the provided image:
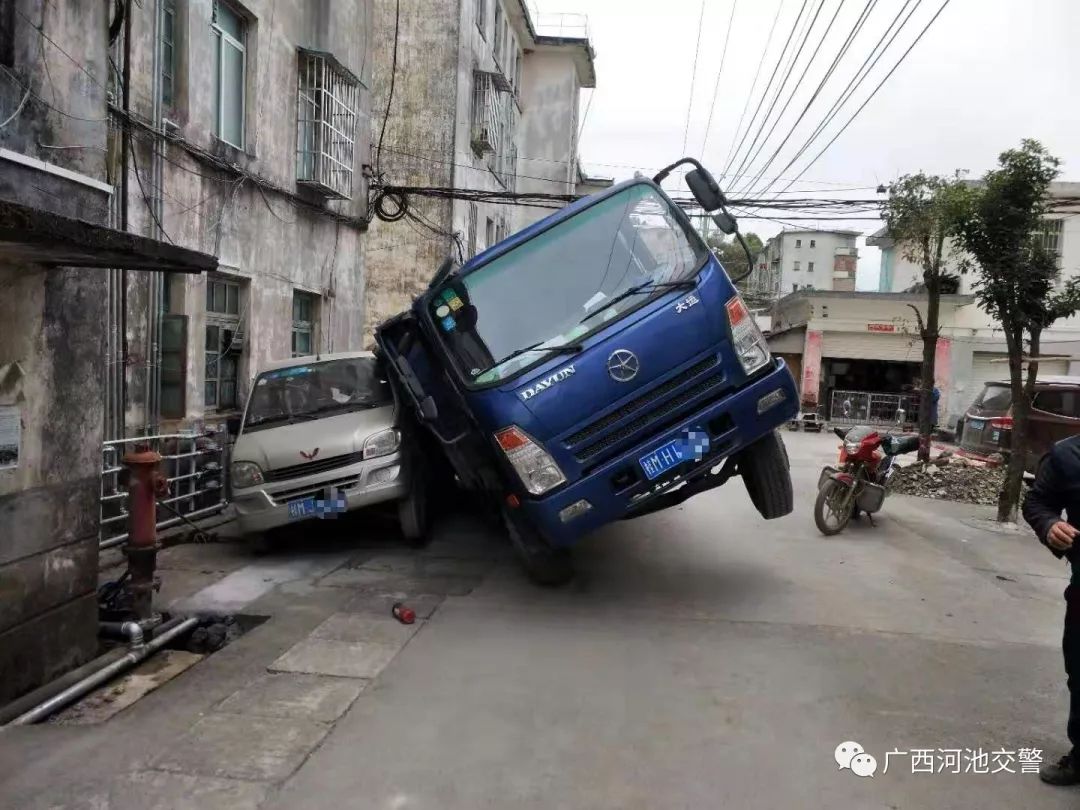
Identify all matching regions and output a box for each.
[0,199,216,273]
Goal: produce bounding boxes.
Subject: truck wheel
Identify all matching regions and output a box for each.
[398,478,429,545]
[740,430,794,519]
[503,510,574,587]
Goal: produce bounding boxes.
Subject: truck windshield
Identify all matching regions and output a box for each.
[430,183,709,384]
[244,357,392,430]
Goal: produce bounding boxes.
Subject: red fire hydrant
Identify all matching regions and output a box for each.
[122,445,168,620]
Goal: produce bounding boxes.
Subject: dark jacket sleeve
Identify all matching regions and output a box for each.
[1023,448,1068,558]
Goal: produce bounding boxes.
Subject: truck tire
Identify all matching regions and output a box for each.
[740,430,794,520]
[398,477,429,545]
[503,510,574,587]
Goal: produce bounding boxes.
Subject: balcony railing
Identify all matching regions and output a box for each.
[525,3,589,40]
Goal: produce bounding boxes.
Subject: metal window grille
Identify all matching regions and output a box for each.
[471,72,498,154]
[297,50,360,199]
[467,203,478,257]
[161,0,176,107]
[292,291,317,357]
[205,277,243,410]
[1039,218,1064,261]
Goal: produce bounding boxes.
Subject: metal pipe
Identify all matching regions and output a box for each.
[0,648,129,726]
[6,617,198,726]
[98,620,144,647]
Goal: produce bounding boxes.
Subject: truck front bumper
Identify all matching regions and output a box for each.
[515,359,799,548]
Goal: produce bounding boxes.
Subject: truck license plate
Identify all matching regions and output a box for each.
[639,439,684,481]
[287,497,318,521]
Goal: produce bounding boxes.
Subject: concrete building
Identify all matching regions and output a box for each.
[767,289,1080,430]
[119,0,374,437]
[746,229,860,301]
[362,0,597,337]
[0,1,214,704]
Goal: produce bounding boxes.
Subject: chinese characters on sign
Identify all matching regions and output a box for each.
[866,323,896,332]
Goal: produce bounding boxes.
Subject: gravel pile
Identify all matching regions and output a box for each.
[890,458,1007,505]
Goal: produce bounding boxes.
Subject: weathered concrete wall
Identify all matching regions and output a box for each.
[124,0,372,428]
[361,0,459,339]
[0,0,109,705]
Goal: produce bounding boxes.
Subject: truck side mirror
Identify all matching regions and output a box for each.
[711,211,737,235]
[686,167,725,212]
[418,396,439,422]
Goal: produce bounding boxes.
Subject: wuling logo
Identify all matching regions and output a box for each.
[519,365,576,401]
[300,448,320,461]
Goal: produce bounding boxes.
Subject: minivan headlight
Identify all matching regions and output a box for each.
[363,429,401,459]
[231,461,264,489]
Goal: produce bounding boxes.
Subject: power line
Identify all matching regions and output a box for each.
[766,0,953,200]
[722,0,810,181]
[755,0,922,201]
[721,0,785,174]
[727,0,828,196]
[680,0,708,156]
[700,0,739,156]
[740,0,880,199]
[375,0,401,178]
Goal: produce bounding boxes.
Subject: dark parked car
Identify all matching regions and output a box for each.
[958,376,1080,473]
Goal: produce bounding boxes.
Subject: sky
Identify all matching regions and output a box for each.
[533,0,1080,289]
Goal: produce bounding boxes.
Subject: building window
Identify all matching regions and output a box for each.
[808,261,815,272]
[467,203,478,257]
[205,277,243,410]
[161,0,177,108]
[471,71,497,155]
[514,49,523,92]
[212,1,246,148]
[292,291,318,357]
[476,0,486,37]
[795,238,802,247]
[486,216,495,250]
[793,260,801,271]
[1038,219,1064,264]
[493,3,504,63]
[161,314,188,419]
[297,50,360,199]
[810,239,816,248]
[792,284,800,291]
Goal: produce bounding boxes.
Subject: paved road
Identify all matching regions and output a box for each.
[265,430,1074,809]
[2,430,1074,810]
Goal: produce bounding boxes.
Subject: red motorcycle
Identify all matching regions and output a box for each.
[814,426,918,535]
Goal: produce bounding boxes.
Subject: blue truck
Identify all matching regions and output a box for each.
[376,159,799,584]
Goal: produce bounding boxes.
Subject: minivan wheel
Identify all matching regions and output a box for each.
[503,509,574,587]
[740,430,794,519]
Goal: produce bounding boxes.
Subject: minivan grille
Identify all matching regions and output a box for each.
[264,451,364,482]
[565,356,718,448]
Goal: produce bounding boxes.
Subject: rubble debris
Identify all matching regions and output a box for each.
[890,457,1014,505]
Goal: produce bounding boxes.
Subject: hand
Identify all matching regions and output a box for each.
[1048,521,1078,551]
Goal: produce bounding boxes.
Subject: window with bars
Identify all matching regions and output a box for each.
[471,71,498,154]
[292,291,318,357]
[161,0,177,108]
[1038,219,1064,263]
[808,261,815,272]
[205,277,243,410]
[467,203,478,257]
[212,1,246,148]
[297,50,360,199]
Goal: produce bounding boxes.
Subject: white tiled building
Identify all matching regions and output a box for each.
[747,229,860,301]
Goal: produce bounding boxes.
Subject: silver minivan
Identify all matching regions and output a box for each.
[229,351,427,543]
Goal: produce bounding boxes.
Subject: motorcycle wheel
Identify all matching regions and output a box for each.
[814,480,854,536]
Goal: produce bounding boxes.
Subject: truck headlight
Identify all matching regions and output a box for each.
[495,425,567,496]
[363,429,401,459]
[726,295,771,376]
[231,461,264,489]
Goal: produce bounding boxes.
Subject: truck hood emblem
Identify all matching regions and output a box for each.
[607,350,639,382]
[519,365,576,401]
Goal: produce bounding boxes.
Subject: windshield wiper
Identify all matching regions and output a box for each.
[579,279,697,326]
[485,340,584,373]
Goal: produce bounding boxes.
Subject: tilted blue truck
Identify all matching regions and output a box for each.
[377,159,799,584]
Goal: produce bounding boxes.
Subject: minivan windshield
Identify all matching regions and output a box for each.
[244,357,392,430]
[430,183,709,384]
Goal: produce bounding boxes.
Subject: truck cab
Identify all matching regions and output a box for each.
[378,162,799,583]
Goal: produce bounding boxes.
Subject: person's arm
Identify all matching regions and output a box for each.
[1023,449,1073,558]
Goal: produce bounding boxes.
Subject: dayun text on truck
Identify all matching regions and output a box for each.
[377,159,800,584]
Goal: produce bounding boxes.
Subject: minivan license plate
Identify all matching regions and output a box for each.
[287,497,317,521]
[639,439,684,481]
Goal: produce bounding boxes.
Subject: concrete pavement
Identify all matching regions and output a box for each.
[0,430,1074,809]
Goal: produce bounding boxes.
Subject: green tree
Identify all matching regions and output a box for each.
[957,139,1080,521]
[710,232,763,281]
[880,173,970,462]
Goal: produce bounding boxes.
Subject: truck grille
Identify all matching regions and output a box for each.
[573,371,726,463]
[264,451,364,482]
[565,357,718,447]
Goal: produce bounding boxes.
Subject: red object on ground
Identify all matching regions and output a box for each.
[392,603,416,625]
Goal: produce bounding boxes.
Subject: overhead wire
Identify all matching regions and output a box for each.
[699,0,739,156]
[680,0,708,156]
[721,0,810,181]
[375,0,401,179]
